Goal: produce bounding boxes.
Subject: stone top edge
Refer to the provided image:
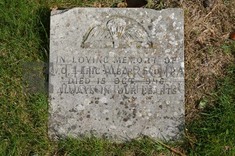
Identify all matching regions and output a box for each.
[51,8,183,16]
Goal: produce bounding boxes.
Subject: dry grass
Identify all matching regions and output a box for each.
[182,0,235,121]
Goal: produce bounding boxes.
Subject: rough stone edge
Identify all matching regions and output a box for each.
[50,8,184,16]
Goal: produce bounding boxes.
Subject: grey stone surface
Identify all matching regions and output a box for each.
[49,8,184,142]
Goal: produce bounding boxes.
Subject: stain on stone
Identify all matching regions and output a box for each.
[123,118,128,122]
[110,95,114,99]
[133,109,137,118]
[69,108,77,112]
[102,133,109,139]
[122,110,128,115]
[164,116,169,119]
[117,110,121,116]
[70,125,76,130]
[90,129,97,135]
[130,103,136,107]
[148,25,153,30]
[123,95,129,100]
[87,114,90,118]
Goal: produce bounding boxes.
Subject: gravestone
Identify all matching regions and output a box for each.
[49,8,184,142]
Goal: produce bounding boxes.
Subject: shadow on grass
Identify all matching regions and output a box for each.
[25,7,51,95]
[36,6,50,61]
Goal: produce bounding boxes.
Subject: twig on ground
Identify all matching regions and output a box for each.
[156,141,186,156]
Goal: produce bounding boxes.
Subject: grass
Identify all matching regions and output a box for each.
[56,137,173,156]
[0,0,235,155]
[186,64,235,155]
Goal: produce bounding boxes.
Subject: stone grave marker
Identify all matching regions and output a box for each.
[49,8,184,142]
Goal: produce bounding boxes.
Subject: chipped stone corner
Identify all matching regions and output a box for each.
[51,9,70,16]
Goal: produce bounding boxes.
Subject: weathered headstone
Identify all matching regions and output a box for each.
[49,8,184,142]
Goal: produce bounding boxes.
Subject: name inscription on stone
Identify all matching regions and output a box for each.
[52,55,183,96]
[49,8,184,141]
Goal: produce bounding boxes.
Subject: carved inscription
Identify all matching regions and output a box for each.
[51,55,184,96]
[81,16,153,49]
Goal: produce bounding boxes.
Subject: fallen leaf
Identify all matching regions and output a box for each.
[230,31,235,40]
